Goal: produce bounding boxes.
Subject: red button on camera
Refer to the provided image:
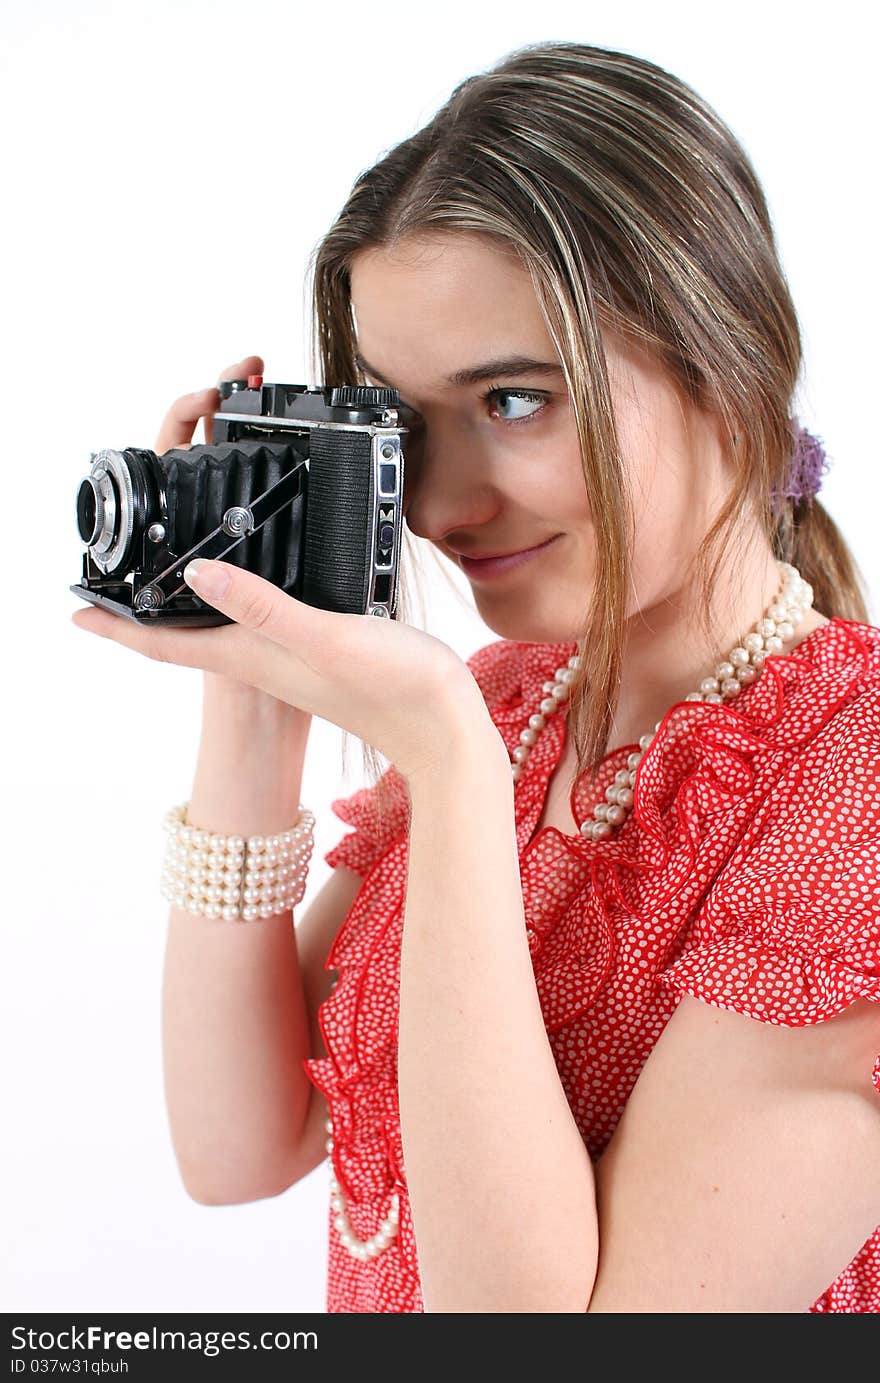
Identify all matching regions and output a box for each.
[247,374,263,388]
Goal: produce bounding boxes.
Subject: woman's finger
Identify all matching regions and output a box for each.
[152,355,264,453]
[217,355,264,384]
[153,386,219,454]
[180,559,340,671]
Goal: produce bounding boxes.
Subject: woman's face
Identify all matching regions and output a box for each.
[349,232,730,644]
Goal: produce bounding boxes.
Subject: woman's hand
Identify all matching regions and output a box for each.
[70,355,497,779]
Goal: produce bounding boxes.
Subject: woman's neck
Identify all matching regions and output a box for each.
[602,546,827,755]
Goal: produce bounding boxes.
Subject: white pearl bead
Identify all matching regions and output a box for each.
[700,677,720,695]
[542,681,556,694]
[704,691,723,703]
[721,679,741,696]
[606,804,626,825]
[540,697,558,715]
[627,752,641,771]
[593,803,609,820]
[529,713,546,731]
[730,646,750,666]
[639,733,653,751]
[519,728,538,746]
[567,655,580,670]
[764,635,783,653]
[513,745,530,763]
[757,618,777,639]
[616,787,634,808]
[592,821,612,838]
[715,662,735,681]
[736,665,757,683]
[776,620,794,641]
[557,668,575,685]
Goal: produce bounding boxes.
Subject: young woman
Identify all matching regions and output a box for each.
[72,42,880,1313]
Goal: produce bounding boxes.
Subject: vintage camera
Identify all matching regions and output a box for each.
[70,379,408,625]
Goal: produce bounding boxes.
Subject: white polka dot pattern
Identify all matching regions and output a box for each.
[303,616,880,1313]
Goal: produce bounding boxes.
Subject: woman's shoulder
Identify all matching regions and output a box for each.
[763,614,880,745]
[803,614,880,671]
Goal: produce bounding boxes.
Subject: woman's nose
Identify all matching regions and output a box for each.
[401,422,499,544]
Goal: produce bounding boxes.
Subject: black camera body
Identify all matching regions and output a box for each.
[70,380,408,625]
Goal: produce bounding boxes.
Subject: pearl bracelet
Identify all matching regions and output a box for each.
[160,802,316,921]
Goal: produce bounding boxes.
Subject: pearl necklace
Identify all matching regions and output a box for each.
[324,1116,401,1261]
[324,559,814,1262]
[511,560,814,841]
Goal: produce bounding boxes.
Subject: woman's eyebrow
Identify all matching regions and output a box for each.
[354,353,565,389]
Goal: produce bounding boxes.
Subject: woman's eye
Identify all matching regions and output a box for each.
[485,388,547,424]
[380,389,547,431]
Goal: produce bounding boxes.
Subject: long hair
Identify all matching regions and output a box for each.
[307,40,870,795]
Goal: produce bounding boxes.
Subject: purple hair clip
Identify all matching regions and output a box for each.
[770,420,831,516]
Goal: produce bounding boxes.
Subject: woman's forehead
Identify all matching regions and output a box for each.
[350,237,557,386]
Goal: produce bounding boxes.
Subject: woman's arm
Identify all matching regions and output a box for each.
[399,704,880,1313]
[399,719,599,1313]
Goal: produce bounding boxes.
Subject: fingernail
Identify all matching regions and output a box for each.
[183,559,231,599]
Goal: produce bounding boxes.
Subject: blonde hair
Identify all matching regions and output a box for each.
[307,39,870,795]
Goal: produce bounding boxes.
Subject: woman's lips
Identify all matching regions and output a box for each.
[458,534,562,580]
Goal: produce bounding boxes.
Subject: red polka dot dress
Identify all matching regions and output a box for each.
[303,616,880,1312]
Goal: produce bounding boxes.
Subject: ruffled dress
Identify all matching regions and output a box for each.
[303,616,880,1313]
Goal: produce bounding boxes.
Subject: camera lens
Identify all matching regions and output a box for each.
[76,448,158,575]
[76,476,101,544]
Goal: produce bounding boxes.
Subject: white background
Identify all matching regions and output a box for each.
[3,0,876,1314]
